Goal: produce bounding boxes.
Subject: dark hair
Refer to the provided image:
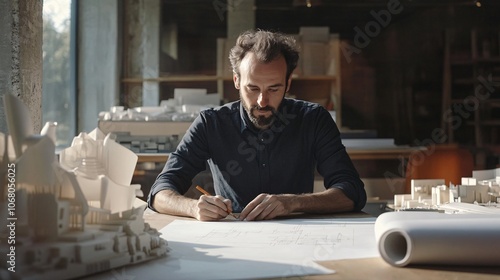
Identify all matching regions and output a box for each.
[229,30,299,82]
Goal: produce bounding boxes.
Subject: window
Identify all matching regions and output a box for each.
[42,0,75,148]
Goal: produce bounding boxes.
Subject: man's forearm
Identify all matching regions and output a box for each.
[152,189,198,218]
[288,188,354,213]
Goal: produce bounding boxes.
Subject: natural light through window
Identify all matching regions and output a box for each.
[42,0,74,147]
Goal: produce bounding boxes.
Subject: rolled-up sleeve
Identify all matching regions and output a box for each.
[147,113,210,211]
[312,107,367,211]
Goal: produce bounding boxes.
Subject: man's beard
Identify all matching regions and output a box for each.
[241,98,277,130]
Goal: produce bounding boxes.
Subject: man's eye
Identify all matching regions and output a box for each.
[268,88,279,93]
[249,88,260,92]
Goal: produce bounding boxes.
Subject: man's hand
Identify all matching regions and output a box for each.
[239,193,294,221]
[153,188,353,221]
[195,195,233,221]
[238,188,355,221]
[152,189,233,221]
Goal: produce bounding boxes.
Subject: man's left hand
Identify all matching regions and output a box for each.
[239,193,294,221]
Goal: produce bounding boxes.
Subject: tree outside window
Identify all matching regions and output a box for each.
[42,0,74,147]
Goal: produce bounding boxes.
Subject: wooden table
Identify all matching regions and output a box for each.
[142,207,500,280]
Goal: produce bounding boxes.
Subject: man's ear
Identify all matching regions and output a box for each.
[233,74,240,89]
[285,78,292,93]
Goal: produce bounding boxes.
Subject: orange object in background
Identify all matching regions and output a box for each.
[405,144,474,192]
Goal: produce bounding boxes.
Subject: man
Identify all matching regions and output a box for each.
[148,30,366,221]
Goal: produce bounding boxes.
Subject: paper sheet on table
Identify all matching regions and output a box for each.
[375,211,500,267]
[89,251,329,280]
[155,217,378,280]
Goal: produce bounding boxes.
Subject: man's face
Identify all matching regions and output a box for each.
[234,52,291,130]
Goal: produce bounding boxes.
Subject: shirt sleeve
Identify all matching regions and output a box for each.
[312,107,367,211]
[147,113,210,212]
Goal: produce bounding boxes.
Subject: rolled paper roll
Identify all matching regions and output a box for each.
[375,211,500,267]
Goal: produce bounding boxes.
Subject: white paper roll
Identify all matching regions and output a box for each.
[375,211,500,267]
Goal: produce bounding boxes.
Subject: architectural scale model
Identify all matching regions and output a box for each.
[394,170,500,210]
[0,93,168,280]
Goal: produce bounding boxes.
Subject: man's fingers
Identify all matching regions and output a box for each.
[239,194,267,220]
[241,194,276,220]
[241,194,289,221]
[214,195,233,213]
[197,195,230,220]
[197,207,223,220]
[255,203,279,220]
[222,198,233,213]
[248,199,279,221]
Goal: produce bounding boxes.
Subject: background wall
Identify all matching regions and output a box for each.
[0,0,43,134]
[157,1,499,148]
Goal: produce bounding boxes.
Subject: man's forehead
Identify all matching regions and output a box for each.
[239,52,260,72]
[246,82,284,88]
[239,52,285,70]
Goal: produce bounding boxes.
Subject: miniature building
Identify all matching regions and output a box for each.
[395,174,500,210]
[0,93,168,280]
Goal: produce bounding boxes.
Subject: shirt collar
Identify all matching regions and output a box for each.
[239,102,257,134]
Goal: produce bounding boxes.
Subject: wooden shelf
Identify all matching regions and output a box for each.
[122,75,222,83]
[122,74,338,83]
[451,56,500,65]
[450,98,500,104]
[467,120,500,126]
[121,33,343,126]
[443,28,500,152]
[291,75,337,81]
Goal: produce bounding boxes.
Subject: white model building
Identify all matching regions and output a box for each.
[395,174,500,210]
[0,93,168,280]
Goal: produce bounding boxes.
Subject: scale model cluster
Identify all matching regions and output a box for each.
[0,93,168,280]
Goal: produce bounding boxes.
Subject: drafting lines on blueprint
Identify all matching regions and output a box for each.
[162,218,379,262]
[196,219,372,249]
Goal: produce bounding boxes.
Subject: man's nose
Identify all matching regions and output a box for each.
[257,91,269,108]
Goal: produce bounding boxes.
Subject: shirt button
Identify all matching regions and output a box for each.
[260,138,264,142]
[262,163,266,168]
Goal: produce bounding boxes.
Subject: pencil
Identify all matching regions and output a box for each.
[195,185,211,196]
[195,185,236,218]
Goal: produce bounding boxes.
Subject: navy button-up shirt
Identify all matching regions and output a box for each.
[148,98,366,212]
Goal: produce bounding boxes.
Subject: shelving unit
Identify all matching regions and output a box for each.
[442,28,500,168]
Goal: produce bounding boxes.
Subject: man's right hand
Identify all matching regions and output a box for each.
[194,195,233,221]
[152,189,232,221]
